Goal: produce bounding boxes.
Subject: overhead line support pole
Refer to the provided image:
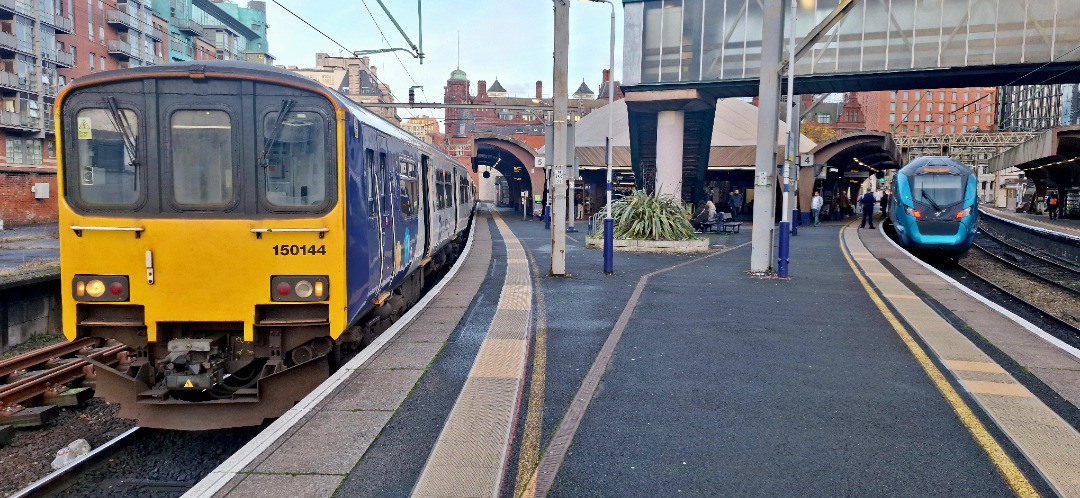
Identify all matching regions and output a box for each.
[551,0,569,276]
[779,0,797,278]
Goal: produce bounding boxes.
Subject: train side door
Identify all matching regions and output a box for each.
[377,136,395,286]
[421,154,433,257]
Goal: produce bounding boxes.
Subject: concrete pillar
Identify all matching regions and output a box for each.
[656,110,685,199]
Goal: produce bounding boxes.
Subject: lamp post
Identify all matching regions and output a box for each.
[584,0,616,274]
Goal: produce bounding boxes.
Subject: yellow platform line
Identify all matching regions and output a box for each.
[839,226,1038,498]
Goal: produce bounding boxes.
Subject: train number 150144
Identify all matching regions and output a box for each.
[273,244,327,256]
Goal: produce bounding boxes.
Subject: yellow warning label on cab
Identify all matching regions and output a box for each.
[183,379,194,388]
[77,117,92,140]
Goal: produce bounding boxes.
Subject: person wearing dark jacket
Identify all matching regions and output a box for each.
[879,191,890,218]
[859,191,877,229]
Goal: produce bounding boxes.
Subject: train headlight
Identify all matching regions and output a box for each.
[86,280,106,297]
[270,276,329,302]
[906,207,922,220]
[294,280,314,298]
[955,207,971,220]
[72,275,129,302]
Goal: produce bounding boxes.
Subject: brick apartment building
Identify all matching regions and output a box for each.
[0,0,269,227]
[858,87,998,136]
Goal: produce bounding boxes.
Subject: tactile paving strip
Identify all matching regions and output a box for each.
[412,212,532,498]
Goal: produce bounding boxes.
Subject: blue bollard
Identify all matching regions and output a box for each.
[778,221,790,278]
[603,218,614,274]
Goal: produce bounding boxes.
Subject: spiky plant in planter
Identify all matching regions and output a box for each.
[609,190,697,241]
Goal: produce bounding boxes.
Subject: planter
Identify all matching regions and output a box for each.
[584,236,711,253]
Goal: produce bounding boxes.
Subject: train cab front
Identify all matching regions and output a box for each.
[56,65,348,430]
[893,162,978,257]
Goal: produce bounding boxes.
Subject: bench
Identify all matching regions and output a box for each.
[719,212,742,233]
[700,212,719,233]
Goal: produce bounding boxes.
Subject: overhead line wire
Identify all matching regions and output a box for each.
[270,0,411,119]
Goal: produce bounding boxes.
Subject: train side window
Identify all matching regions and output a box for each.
[399,159,418,218]
[260,109,328,209]
[70,107,142,207]
[435,170,444,209]
[171,110,235,208]
[365,149,376,217]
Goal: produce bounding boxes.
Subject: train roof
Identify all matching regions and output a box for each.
[898,156,973,176]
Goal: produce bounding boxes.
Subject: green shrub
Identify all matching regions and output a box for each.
[607,190,698,241]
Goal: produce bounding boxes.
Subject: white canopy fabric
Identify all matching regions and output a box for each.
[574,98,816,152]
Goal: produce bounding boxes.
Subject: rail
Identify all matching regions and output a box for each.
[0,342,128,408]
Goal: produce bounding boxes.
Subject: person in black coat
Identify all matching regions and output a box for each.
[859,191,877,229]
[879,191,890,218]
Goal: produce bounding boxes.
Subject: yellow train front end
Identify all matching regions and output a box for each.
[56,64,349,430]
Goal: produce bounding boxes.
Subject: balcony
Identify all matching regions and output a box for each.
[0,110,38,131]
[107,39,138,60]
[145,24,164,41]
[106,10,141,32]
[0,70,19,92]
[0,0,33,18]
[171,17,203,37]
[42,13,74,33]
[43,48,74,68]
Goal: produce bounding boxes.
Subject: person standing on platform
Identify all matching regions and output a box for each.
[811,191,823,226]
[1048,192,1060,220]
[879,191,890,218]
[729,189,744,219]
[859,191,877,229]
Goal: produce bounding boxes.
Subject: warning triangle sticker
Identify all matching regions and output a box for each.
[184,380,194,388]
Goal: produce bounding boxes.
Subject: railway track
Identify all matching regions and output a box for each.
[0,337,129,424]
[954,256,1080,337]
[11,425,261,497]
[972,230,1080,298]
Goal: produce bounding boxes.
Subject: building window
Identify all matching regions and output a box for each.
[100,56,105,71]
[6,138,42,165]
[950,125,956,133]
[890,102,896,111]
[889,113,895,123]
[816,113,831,124]
[87,0,93,41]
[89,51,95,72]
[938,103,944,111]
[902,102,908,111]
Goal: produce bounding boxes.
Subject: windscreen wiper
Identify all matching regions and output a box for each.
[104,96,138,168]
[921,190,943,211]
[260,99,295,168]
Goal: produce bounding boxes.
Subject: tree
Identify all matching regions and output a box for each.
[800,119,842,144]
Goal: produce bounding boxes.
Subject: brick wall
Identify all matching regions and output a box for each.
[0,167,59,226]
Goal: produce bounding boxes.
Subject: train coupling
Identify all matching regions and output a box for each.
[160,338,225,390]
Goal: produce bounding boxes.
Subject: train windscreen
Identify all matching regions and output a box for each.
[261,109,327,208]
[72,107,140,207]
[912,174,964,207]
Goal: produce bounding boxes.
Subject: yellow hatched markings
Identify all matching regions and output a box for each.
[839,226,1039,498]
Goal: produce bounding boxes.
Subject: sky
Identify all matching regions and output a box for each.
[264,0,625,122]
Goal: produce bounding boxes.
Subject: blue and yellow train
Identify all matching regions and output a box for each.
[57,61,474,430]
[888,156,978,256]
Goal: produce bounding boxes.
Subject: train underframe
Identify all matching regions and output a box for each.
[82,238,466,430]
